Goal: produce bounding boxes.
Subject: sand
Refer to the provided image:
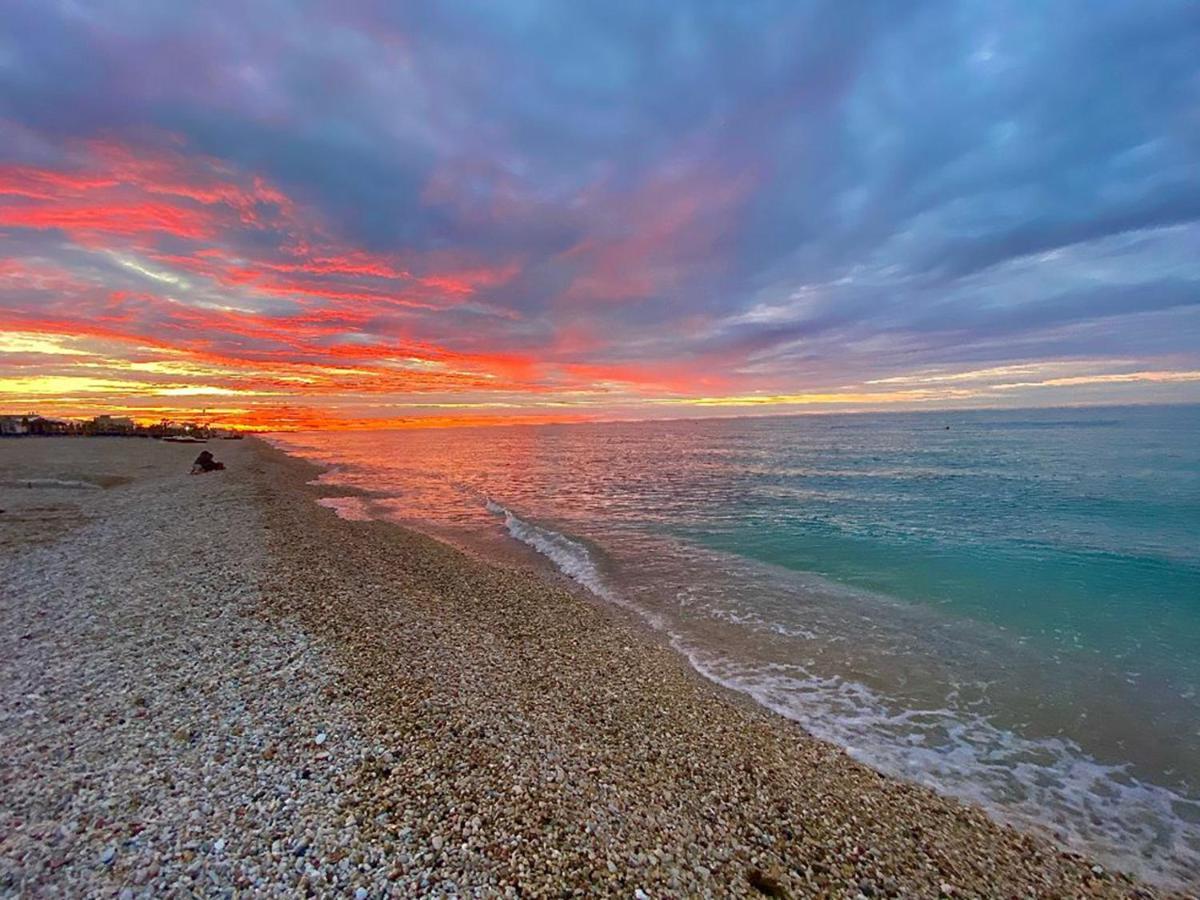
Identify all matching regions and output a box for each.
[0,436,1182,897]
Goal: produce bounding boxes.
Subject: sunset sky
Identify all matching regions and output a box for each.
[2,1,1198,429]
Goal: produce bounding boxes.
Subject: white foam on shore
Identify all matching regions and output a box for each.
[680,650,1200,889]
[316,495,372,521]
[486,499,618,603]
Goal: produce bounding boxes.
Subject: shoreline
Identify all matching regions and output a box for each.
[276,439,783,744]
[1,436,1183,896]
[271,434,1200,890]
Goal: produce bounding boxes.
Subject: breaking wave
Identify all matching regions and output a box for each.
[485,498,621,605]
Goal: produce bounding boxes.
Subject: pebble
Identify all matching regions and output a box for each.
[0,443,382,896]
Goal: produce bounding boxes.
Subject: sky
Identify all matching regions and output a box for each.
[1,1,1198,429]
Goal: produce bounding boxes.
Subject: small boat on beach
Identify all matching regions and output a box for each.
[163,436,208,444]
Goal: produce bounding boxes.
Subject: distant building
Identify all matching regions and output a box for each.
[88,414,136,435]
[0,414,30,436]
[27,416,75,435]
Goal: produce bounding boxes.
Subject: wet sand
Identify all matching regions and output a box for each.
[0,436,1180,897]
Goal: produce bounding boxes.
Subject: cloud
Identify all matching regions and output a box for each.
[0,0,1197,426]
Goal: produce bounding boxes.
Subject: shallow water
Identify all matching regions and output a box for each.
[269,404,1200,888]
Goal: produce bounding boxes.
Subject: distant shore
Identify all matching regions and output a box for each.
[0,437,1178,896]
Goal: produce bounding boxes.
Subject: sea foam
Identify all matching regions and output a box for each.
[485,498,619,604]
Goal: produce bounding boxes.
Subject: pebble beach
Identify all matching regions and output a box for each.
[0,437,1184,897]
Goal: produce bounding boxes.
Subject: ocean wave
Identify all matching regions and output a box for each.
[484,499,677,636]
[682,652,1200,889]
[316,495,372,521]
[485,499,619,602]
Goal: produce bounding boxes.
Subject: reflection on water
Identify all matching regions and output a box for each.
[270,405,1200,888]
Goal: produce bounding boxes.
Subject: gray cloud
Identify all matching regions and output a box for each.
[1,0,1197,395]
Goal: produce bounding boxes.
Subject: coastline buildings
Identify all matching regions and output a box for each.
[86,415,136,436]
[0,415,29,436]
[0,412,245,438]
[0,414,77,436]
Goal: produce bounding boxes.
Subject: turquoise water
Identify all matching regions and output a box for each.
[681,410,1200,709]
[270,404,1200,888]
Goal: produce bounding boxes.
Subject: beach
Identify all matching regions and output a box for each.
[0,437,1177,897]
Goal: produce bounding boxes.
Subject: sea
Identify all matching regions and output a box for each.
[267,404,1200,888]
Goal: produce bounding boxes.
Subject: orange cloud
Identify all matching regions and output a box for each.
[559,160,754,304]
[0,201,214,241]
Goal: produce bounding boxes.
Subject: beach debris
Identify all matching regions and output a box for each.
[315,731,327,745]
[747,868,787,897]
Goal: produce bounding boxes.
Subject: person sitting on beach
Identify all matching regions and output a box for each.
[190,450,225,474]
